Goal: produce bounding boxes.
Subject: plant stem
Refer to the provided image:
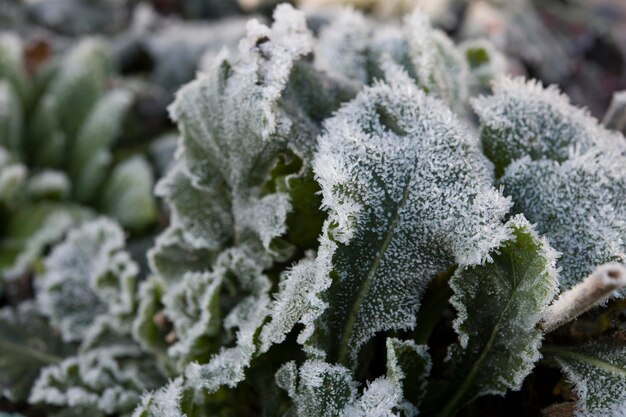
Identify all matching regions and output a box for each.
[540,263,626,333]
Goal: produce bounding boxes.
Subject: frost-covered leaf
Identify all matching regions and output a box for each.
[0,81,23,157]
[30,342,164,415]
[472,77,626,176]
[543,343,626,417]
[132,378,187,417]
[299,80,510,365]
[36,218,139,341]
[69,89,132,203]
[315,10,470,111]
[25,170,70,200]
[46,39,110,138]
[0,34,29,105]
[184,245,271,391]
[0,302,73,402]
[441,215,559,416]
[385,338,431,415]
[500,151,625,289]
[100,156,158,232]
[276,360,356,417]
[459,39,507,96]
[162,270,222,365]
[0,202,92,281]
[277,360,406,417]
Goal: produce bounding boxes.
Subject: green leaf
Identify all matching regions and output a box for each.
[499,151,625,289]
[440,215,559,417]
[543,343,626,417]
[303,80,511,366]
[36,218,139,341]
[0,202,92,281]
[47,39,110,138]
[472,77,626,176]
[99,156,158,232]
[0,82,23,158]
[386,338,431,414]
[0,34,29,106]
[0,302,73,402]
[70,89,132,203]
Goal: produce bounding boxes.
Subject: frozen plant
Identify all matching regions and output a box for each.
[1,4,625,417]
[0,35,158,288]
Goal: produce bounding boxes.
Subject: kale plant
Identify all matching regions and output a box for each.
[1,4,625,417]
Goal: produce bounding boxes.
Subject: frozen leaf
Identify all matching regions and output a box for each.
[36,218,139,341]
[155,166,232,251]
[0,302,73,402]
[441,216,559,416]
[0,34,29,105]
[472,77,626,176]
[25,170,70,200]
[100,156,158,232]
[314,10,470,111]
[69,89,132,203]
[277,360,406,417]
[307,80,511,365]
[162,270,222,365]
[500,151,625,288]
[30,343,164,415]
[543,343,626,417]
[0,202,92,281]
[0,81,22,157]
[276,360,357,417]
[184,246,271,392]
[46,39,110,138]
[385,338,431,414]
[459,39,507,96]
[132,378,187,417]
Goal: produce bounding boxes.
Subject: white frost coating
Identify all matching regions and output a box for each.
[25,170,70,199]
[165,4,313,255]
[309,80,511,364]
[473,76,626,171]
[343,378,402,417]
[500,150,625,289]
[548,343,626,417]
[155,166,232,250]
[314,10,471,112]
[183,246,271,392]
[315,9,370,86]
[132,378,187,417]
[277,360,405,417]
[36,218,139,341]
[30,348,159,415]
[446,215,560,406]
[162,270,222,362]
[402,12,469,109]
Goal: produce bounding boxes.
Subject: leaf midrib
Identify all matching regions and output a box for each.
[0,338,62,365]
[542,346,626,377]
[438,253,544,417]
[336,165,415,366]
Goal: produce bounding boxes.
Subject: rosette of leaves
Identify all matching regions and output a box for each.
[313,8,506,114]
[0,218,167,416]
[129,5,561,416]
[129,5,626,417]
[0,34,158,286]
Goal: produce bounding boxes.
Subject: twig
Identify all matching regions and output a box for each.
[540,263,626,333]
